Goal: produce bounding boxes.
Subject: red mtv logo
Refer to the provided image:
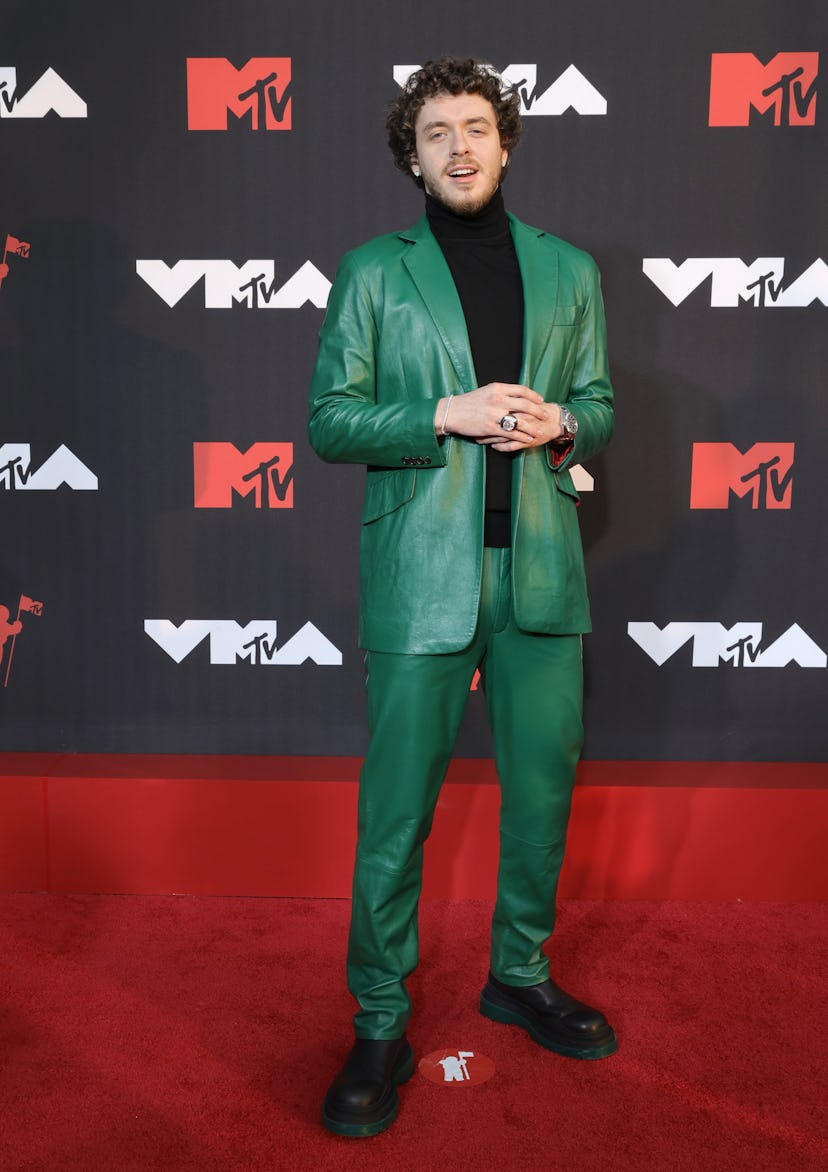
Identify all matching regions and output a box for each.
[0,232,32,291]
[709,53,818,126]
[187,58,292,130]
[194,443,294,508]
[690,443,794,509]
[2,593,44,688]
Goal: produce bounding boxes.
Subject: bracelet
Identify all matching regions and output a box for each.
[440,397,454,436]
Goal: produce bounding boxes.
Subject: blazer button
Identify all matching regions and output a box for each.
[402,457,411,465]
[424,457,432,465]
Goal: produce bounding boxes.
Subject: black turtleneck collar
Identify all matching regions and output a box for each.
[422,184,523,547]
[425,187,510,241]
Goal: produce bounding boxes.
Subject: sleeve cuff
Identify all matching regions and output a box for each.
[546,439,575,469]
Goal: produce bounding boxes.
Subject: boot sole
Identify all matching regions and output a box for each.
[321,1046,416,1137]
[480,994,618,1060]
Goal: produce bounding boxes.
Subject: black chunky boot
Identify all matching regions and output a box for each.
[322,1036,415,1137]
[480,972,617,1059]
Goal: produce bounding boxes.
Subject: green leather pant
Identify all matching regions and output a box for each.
[349,547,584,1038]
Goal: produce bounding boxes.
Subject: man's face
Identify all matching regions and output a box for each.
[411,91,507,215]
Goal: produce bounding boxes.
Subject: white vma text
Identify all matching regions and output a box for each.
[628,622,826,668]
[0,67,86,117]
[136,260,331,309]
[0,444,98,490]
[144,620,343,666]
[642,258,828,307]
[393,64,606,115]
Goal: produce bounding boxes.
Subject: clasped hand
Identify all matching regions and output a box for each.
[435,383,563,452]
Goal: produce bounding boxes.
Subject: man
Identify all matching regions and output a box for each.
[309,56,615,1138]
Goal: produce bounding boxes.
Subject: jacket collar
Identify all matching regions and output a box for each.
[397,213,560,388]
[508,214,560,385]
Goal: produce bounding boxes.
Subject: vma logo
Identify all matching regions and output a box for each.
[642,258,828,307]
[0,66,86,118]
[187,58,292,130]
[0,444,98,491]
[628,622,826,669]
[709,53,818,126]
[144,620,342,666]
[393,64,606,115]
[690,443,794,510]
[194,443,294,508]
[136,259,330,309]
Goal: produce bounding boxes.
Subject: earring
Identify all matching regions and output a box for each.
[412,166,421,177]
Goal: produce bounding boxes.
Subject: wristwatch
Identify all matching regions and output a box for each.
[556,404,578,442]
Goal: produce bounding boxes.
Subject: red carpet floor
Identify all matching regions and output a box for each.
[1,895,826,1171]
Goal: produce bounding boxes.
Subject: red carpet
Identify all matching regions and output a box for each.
[2,895,826,1171]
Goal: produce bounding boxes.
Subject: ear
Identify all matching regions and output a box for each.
[410,155,421,178]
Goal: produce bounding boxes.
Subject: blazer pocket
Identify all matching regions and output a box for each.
[553,304,584,327]
[362,468,417,524]
[552,468,581,502]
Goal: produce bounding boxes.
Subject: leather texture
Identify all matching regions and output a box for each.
[308,214,614,653]
[480,972,617,1059]
[347,550,583,1038]
[322,1036,414,1137]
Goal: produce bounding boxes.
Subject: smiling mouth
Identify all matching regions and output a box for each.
[447,166,478,179]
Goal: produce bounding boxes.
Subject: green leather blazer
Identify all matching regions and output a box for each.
[308,213,614,654]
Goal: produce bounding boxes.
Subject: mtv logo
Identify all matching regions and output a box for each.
[709,52,818,126]
[187,58,292,130]
[194,442,294,508]
[690,443,794,509]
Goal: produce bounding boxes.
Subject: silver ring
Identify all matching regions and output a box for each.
[499,413,518,432]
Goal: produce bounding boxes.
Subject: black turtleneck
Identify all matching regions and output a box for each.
[425,188,524,547]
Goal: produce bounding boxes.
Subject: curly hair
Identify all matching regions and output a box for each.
[386,56,522,186]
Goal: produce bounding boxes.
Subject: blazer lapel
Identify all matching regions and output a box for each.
[509,215,560,388]
[398,214,561,391]
[400,217,477,390]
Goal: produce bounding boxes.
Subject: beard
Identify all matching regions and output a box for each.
[422,163,503,217]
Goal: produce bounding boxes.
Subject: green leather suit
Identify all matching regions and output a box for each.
[309,213,614,1038]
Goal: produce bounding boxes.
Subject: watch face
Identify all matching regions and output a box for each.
[564,408,578,435]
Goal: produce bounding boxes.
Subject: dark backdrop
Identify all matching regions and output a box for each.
[1,0,825,764]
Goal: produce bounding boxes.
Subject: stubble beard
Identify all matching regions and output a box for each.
[425,168,502,217]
